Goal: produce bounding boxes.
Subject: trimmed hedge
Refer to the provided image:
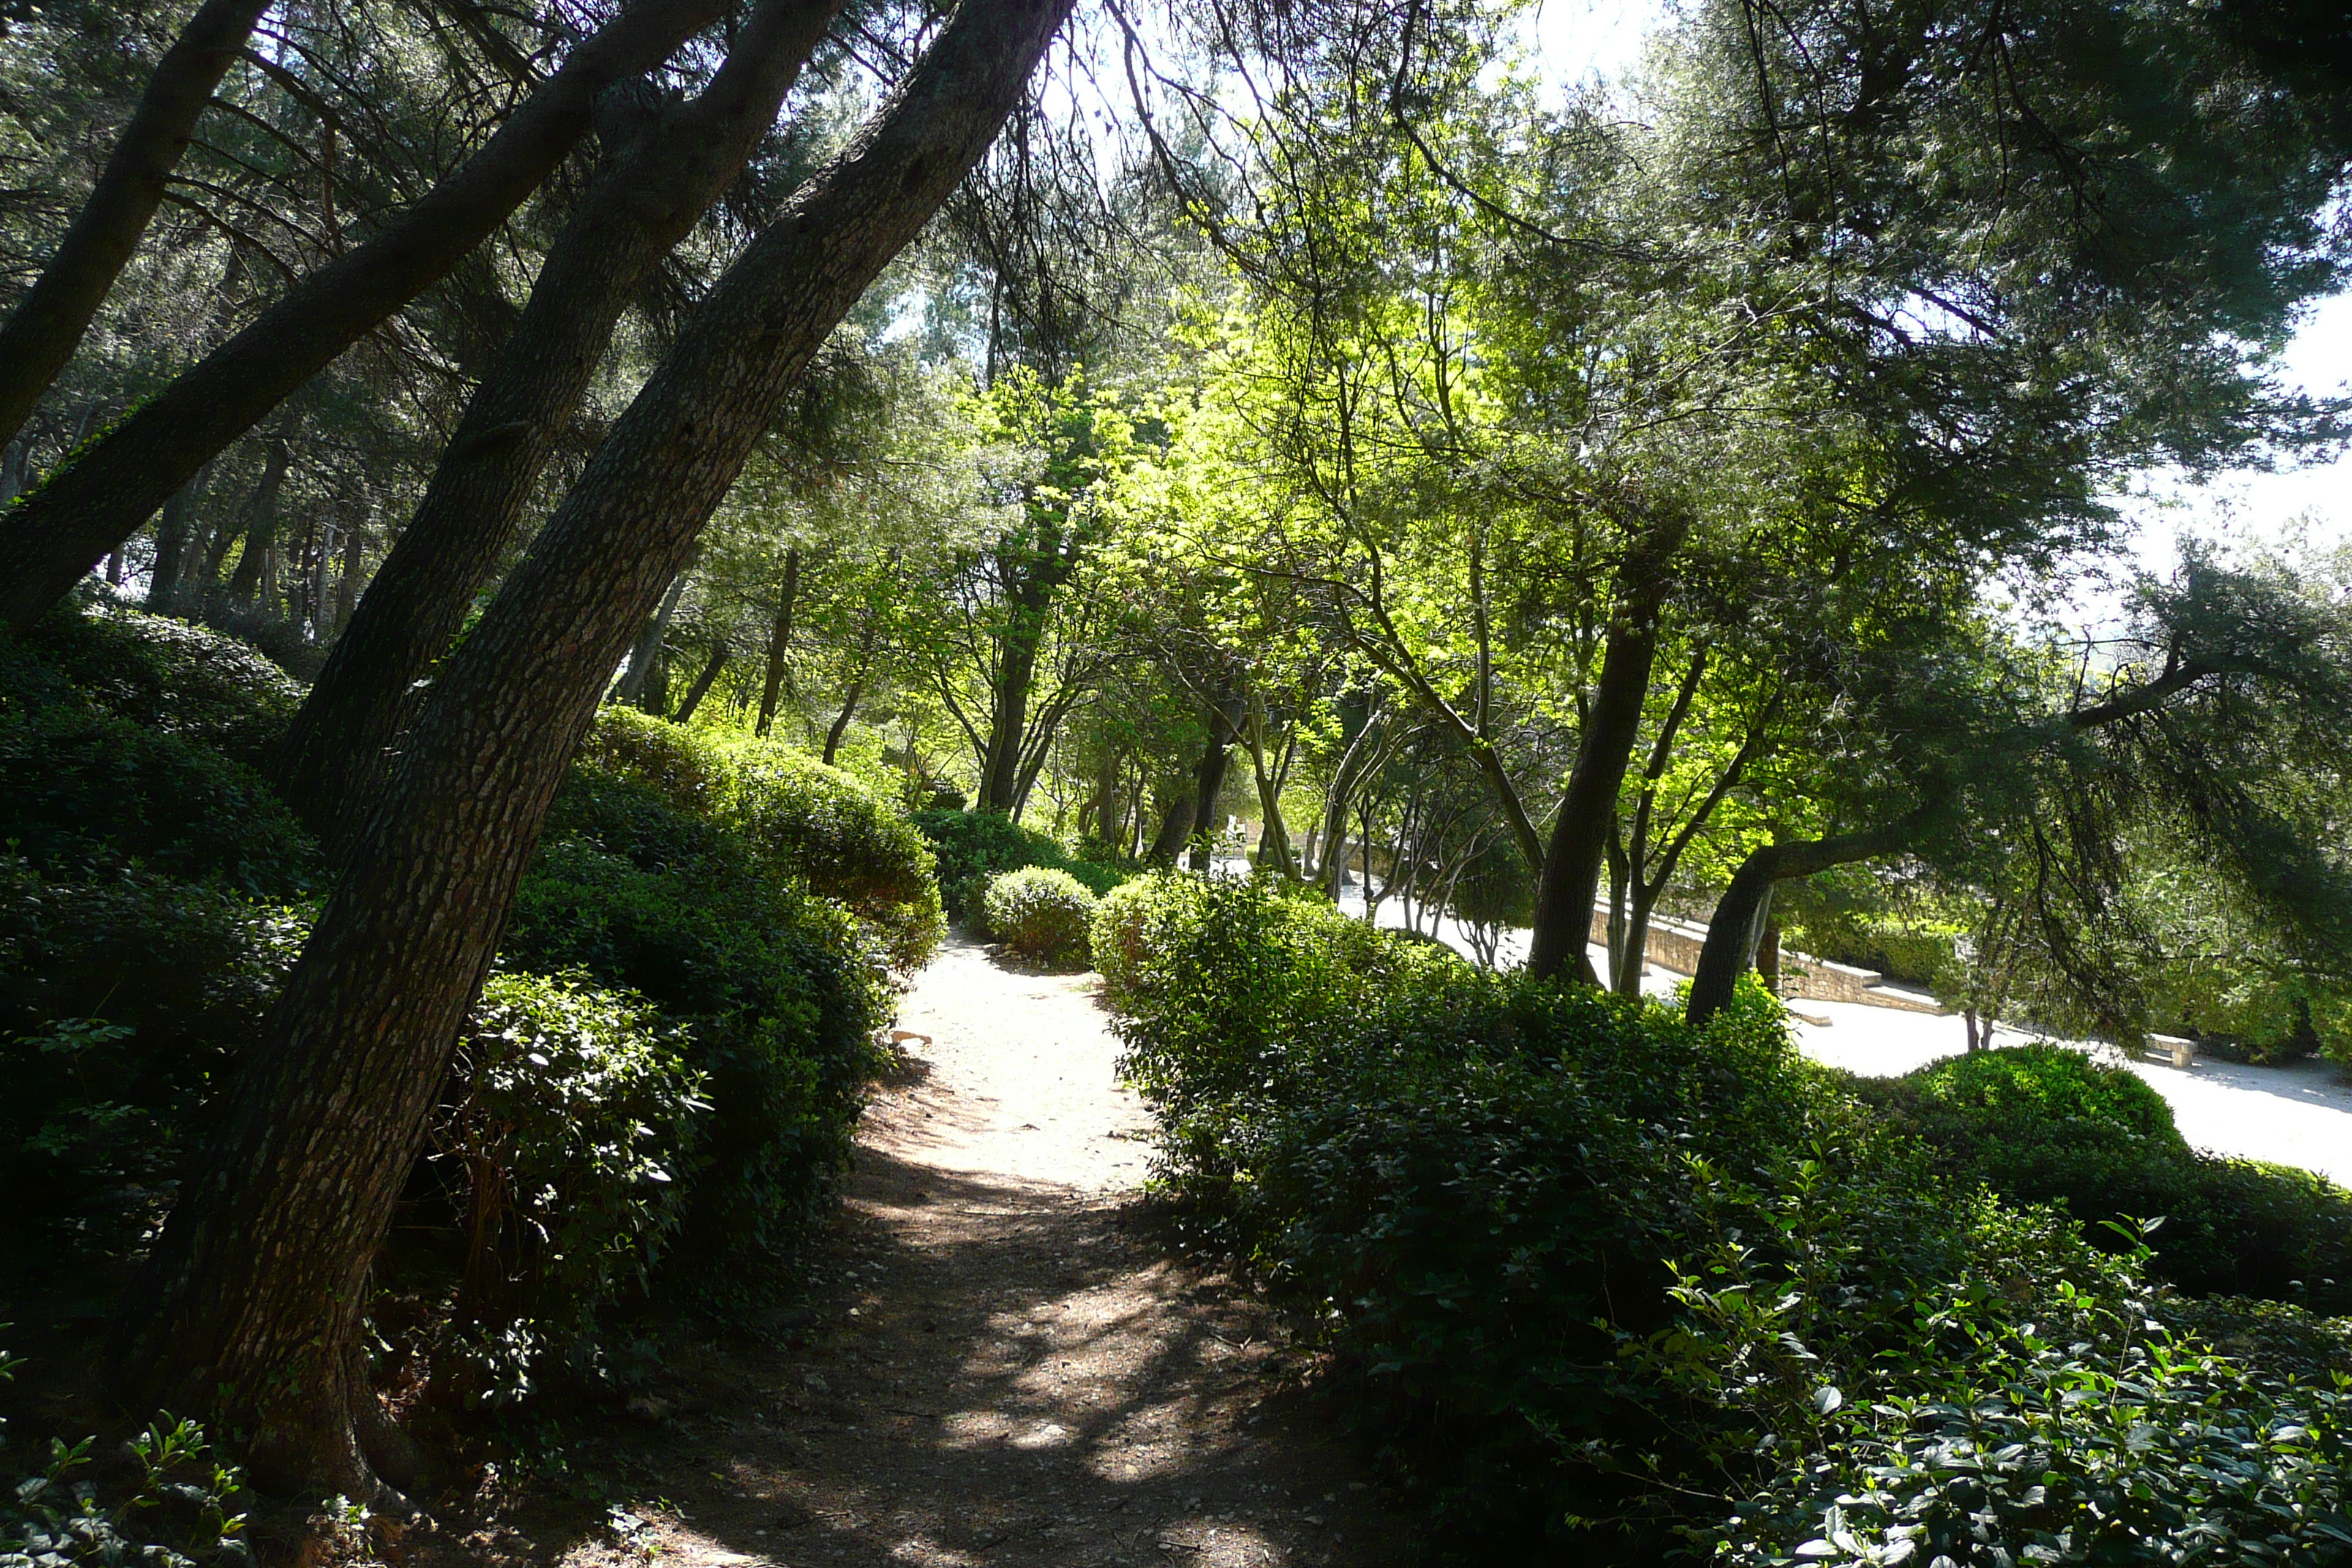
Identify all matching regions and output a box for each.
[1103,870,2352,1564]
[911,807,1125,922]
[505,831,889,1262]
[570,709,943,971]
[429,971,707,1403]
[23,600,301,768]
[1861,1044,2352,1313]
[981,866,1096,968]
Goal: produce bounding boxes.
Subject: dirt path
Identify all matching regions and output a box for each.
[535,937,1416,1568]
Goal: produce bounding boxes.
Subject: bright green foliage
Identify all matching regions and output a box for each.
[1697,1264,2352,1566]
[981,867,1096,969]
[430,972,708,1403]
[1863,1046,2352,1313]
[570,709,943,971]
[911,807,1124,921]
[0,1410,249,1568]
[505,834,889,1263]
[0,861,306,1254]
[23,601,301,767]
[721,742,943,972]
[1104,875,2352,1560]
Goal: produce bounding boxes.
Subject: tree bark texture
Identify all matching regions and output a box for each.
[0,0,728,637]
[1525,519,1689,984]
[274,0,845,830]
[112,0,1073,1498]
[0,0,274,451]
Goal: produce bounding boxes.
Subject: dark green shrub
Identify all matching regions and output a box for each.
[0,665,314,897]
[1104,876,2352,1561]
[911,807,1124,921]
[23,601,301,768]
[0,1401,251,1568]
[502,837,888,1262]
[1862,1044,2352,1312]
[981,867,1096,968]
[428,971,707,1403]
[0,859,306,1249]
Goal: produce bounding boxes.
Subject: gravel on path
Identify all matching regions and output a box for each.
[538,936,1417,1568]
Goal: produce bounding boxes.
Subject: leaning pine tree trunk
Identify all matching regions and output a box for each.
[110,0,1074,1501]
[0,0,726,637]
[273,0,846,834]
[0,0,273,451]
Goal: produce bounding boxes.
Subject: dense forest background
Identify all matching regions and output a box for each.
[3,0,2352,1558]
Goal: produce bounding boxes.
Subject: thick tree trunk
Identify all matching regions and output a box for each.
[756,547,801,736]
[1525,521,1687,984]
[0,0,274,451]
[676,647,729,724]
[273,0,843,829]
[0,0,728,637]
[1686,823,1916,1026]
[224,437,290,607]
[112,0,1071,1499]
[1147,786,1195,864]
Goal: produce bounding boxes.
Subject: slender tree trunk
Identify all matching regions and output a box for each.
[0,0,274,451]
[615,566,692,705]
[821,674,864,763]
[332,516,366,632]
[671,645,728,723]
[273,0,845,829]
[1526,522,1687,984]
[112,0,1071,1499]
[0,0,728,637]
[1184,696,1239,872]
[756,546,800,736]
[225,437,290,606]
[0,437,28,505]
[976,583,1051,813]
[146,477,202,613]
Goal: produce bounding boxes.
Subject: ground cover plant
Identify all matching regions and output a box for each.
[1105,869,2352,1563]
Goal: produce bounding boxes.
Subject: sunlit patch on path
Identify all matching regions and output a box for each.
[544,935,1414,1568]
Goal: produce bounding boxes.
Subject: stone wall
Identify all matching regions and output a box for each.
[1590,905,1947,1014]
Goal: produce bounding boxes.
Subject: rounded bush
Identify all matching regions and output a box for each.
[721,741,944,971]
[1904,1042,2179,1142]
[913,808,1124,921]
[25,600,301,766]
[982,866,1098,969]
[573,706,731,819]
